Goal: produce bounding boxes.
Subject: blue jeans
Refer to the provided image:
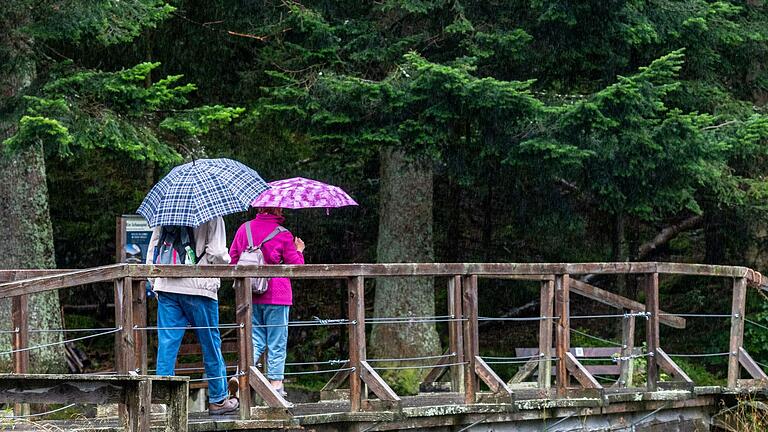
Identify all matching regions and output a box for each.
[156,291,227,403]
[252,304,289,380]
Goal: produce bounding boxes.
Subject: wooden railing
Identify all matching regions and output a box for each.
[1,262,767,420]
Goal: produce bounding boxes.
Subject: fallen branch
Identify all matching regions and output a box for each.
[637,215,703,260]
[479,300,538,327]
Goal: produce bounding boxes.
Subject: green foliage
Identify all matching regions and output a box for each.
[4,62,244,164]
[23,0,175,46]
[378,366,422,396]
[5,0,768,373]
[538,50,728,221]
[745,295,768,366]
[674,358,725,386]
[160,105,246,137]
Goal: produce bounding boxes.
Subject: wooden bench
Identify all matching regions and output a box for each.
[512,347,641,386]
[0,374,188,432]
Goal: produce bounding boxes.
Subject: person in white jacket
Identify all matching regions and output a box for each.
[146,216,239,415]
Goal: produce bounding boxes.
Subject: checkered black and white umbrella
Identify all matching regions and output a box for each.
[137,158,270,227]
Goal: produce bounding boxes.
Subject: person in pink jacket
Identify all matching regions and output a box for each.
[229,208,305,397]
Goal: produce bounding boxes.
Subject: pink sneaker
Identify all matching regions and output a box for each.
[209,397,239,415]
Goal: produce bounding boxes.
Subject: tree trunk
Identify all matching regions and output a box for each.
[0,49,65,373]
[370,148,440,362]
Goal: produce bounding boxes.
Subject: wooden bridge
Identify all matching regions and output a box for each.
[1,262,767,431]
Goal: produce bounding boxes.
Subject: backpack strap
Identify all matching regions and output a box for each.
[183,226,205,263]
[245,222,256,250]
[258,226,287,249]
[179,226,190,246]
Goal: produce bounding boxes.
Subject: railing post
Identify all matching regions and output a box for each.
[114,277,136,426]
[538,279,554,390]
[448,275,465,393]
[619,308,636,387]
[12,294,29,416]
[114,277,136,373]
[235,278,253,419]
[644,273,659,391]
[555,274,570,397]
[347,275,366,412]
[462,274,478,404]
[132,279,148,374]
[728,277,747,389]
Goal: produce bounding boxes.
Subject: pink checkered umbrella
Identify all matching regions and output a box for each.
[251,177,358,209]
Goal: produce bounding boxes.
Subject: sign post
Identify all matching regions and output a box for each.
[117,215,153,264]
[116,215,153,374]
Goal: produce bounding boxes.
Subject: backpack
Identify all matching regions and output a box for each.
[239,223,286,295]
[152,225,203,265]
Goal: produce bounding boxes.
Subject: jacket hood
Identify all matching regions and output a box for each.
[254,213,285,225]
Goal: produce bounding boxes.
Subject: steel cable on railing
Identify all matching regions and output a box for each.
[4,403,77,419]
[147,365,238,373]
[456,413,496,432]
[665,352,731,358]
[283,366,356,376]
[543,412,578,431]
[754,359,768,371]
[133,324,242,331]
[188,371,246,383]
[571,312,651,320]
[745,318,768,332]
[28,327,123,333]
[481,354,545,360]
[659,313,733,318]
[251,318,354,329]
[370,361,468,371]
[606,403,671,431]
[366,315,465,324]
[478,316,556,322]
[367,315,452,322]
[286,359,349,366]
[0,327,121,356]
[569,328,623,347]
[480,354,557,365]
[367,353,456,363]
[594,375,620,383]
[577,353,651,363]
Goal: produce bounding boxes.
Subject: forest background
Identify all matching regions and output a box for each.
[3,0,768,392]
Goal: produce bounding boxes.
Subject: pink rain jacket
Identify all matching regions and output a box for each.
[229,214,304,305]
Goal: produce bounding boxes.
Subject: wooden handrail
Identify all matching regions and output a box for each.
[2,260,765,410]
[0,264,126,298]
[0,262,760,300]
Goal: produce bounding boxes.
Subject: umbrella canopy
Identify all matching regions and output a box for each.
[251,177,358,209]
[138,158,270,227]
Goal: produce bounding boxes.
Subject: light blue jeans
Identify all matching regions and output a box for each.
[156,291,228,403]
[252,304,290,380]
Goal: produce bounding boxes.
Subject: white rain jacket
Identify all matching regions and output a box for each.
[146,217,231,300]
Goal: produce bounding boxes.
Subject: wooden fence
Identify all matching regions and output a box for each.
[1,262,767,421]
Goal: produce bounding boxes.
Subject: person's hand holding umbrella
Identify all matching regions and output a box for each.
[294,236,306,253]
